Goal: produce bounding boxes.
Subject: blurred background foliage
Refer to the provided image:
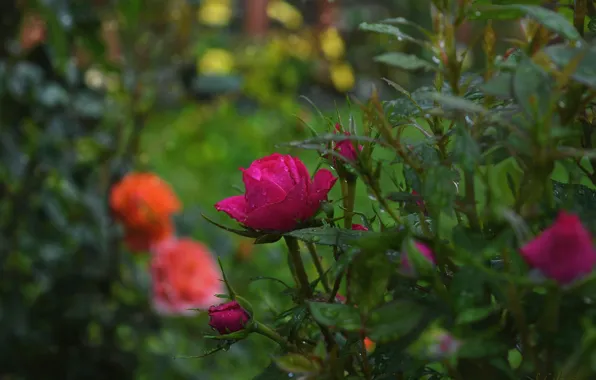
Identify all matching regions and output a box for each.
[0,0,536,379]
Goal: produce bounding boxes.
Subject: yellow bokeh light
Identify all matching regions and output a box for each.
[198,48,235,75]
[330,62,355,93]
[320,27,345,61]
[267,0,303,30]
[197,0,232,27]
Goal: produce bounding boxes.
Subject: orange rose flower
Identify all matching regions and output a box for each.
[110,172,181,252]
[364,337,376,353]
[150,238,223,315]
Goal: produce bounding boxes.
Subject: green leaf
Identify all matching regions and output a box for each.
[285,227,374,247]
[349,249,393,313]
[274,354,320,374]
[253,363,288,380]
[423,166,459,212]
[544,45,596,90]
[589,17,596,33]
[452,124,481,171]
[479,73,513,98]
[512,57,552,121]
[359,22,421,44]
[509,5,581,41]
[428,93,487,114]
[308,302,362,331]
[455,306,498,325]
[374,53,437,72]
[118,0,142,28]
[467,5,525,21]
[368,300,430,343]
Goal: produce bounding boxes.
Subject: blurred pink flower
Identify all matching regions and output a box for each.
[520,211,596,284]
[215,153,337,231]
[208,300,251,335]
[150,238,222,315]
[401,241,436,277]
[352,224,368,231]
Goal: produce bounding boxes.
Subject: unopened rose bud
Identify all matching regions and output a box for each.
[408,326,461,360]
[400,240,436,278]
[208,300,251,335]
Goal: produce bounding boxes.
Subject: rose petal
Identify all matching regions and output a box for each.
[214,195,249,224]
[247,153,295,191]
[241,168,287,211]
[243,196,299,231]
[309,169,337,206]
[282,155,301,186]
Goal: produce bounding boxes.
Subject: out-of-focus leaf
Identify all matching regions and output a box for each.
[374,53,437,72]
[512,58,552,121]
[359,22,421,44]
[274,353,321,374]
[308,302,362,331]
[349,248,393,313]
[428,93,487,114]
[253,362,290,380]
[452,123,481,171]
[368,300,430,343]
[456,306,499,325]
[544,45,596,90]
[479,73,513,98]
[508,5,581,41]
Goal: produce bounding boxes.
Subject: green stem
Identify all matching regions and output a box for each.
[542,285,561,377]
[306,242,331,293]
[342,178,357,303]
[343,178,357,229]
[284,236,312,300]
[463,170,480,230]
[253,321,298,351]
[502,248,539,372]
[574,0,587,37]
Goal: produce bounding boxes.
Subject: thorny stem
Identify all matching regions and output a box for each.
[343,178,357,229]
[284,236,312,300]
[306,242,331,293]
[327,273,343,303]
[364,176,402,226]
[342,177,357,303]
[253,321,298,352]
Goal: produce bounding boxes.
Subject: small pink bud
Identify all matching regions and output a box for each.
[401,241,436,277]
[333,123,362,163]
[352,224,368,231]
[208,301,251,335]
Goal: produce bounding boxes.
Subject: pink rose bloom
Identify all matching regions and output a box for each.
[334,123,362,162]
[215,153,337,231]
[208,300,251,335]
[352,224,368,231]
[520,211,596,284]
[150,238,223,315]
[401,241,436,277]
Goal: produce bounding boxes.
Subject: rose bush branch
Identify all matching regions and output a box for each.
[305,242,331,293]
[284,236,313,300]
